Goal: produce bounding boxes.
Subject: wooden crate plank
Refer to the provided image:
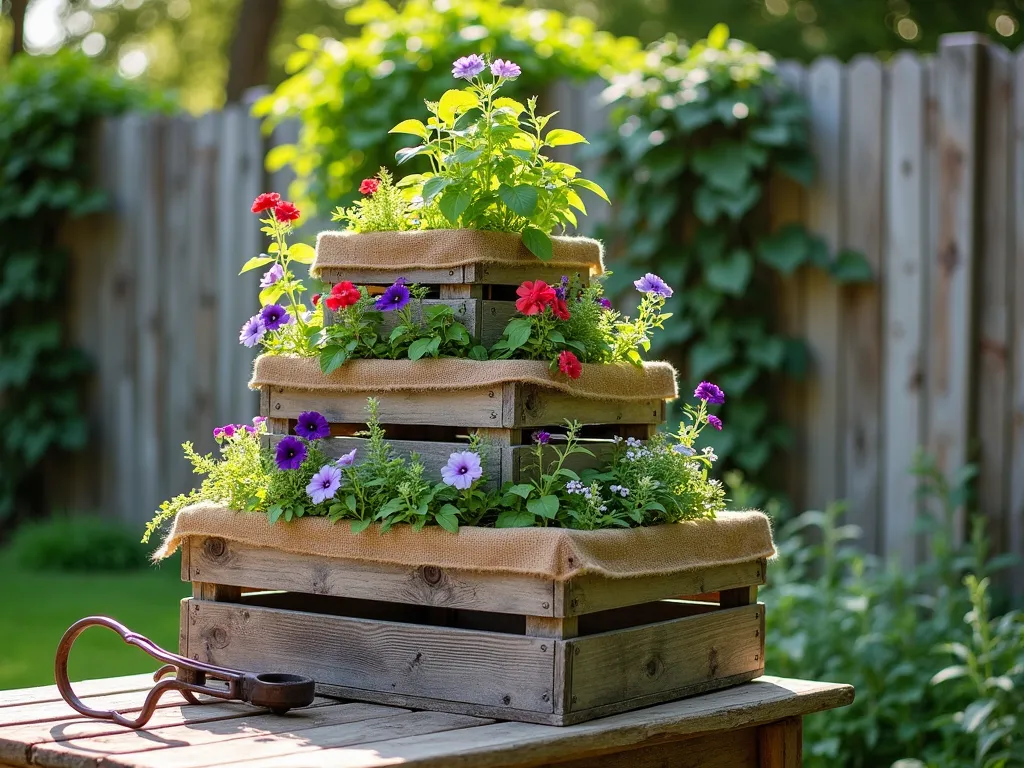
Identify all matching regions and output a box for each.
[317,267,467,286]
[480,300,519,347]
[977,43,1015,556]
[882,52,927,566]
[563,559,765,617]
[509,441,617,484]
[927,34,985,546]
[185,599,556,712]
[184,537,556,616]
[803,57,845,511]
[35,703,400,768]
[376,299,479,340]
[268,387,502,428]
[758,717,803,768]
[505,385,664,429]
[1011,50,1024,596]
[566,605,764,712]
[466,263,590,287]
[841,56,884,552]
[535,727,758,768]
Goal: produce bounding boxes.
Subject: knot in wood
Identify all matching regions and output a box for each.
[204,538,227,559]
[502,695,512,705]
[210,627,228,648]
[644,655,663,679]
[421,565,443,586]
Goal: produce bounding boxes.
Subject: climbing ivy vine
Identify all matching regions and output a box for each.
[595,26,870,501]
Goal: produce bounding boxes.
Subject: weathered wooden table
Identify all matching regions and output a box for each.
[0,673,852,768]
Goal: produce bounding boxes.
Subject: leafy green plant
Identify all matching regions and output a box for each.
[9,515,151,572]
[595,25,870,493]
[0,51,164,525]
[256,0,641,216]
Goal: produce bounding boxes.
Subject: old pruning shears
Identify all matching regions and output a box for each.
[55,616,315,728]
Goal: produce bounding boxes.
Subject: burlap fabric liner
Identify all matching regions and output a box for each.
[155,503,774,581]
[311,230,604,278]
[250,355,679,402]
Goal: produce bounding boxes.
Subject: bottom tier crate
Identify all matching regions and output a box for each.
[179,535,767,726]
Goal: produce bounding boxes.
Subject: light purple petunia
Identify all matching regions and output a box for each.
[260,263,284,288]
[694,381,726,404]
[707,414,723,431]
[490,58,521,79]
[672,443,695,456]
[336,448,357,467]
[375,281,411,312]
[532,430,551,445]
[597,297,612,310]
[260,303,292,331]
[440,451,483,490]
[307,464,342,504]
[295,410,330,440]
[452,54,486,79]
[275,436,307,470]
[239,315,265,347]
[633,272,674,298]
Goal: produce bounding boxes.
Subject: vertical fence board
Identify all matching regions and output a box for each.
[927,35,985,545]
[1009,50,1024,593]
[841,56,885,551]
[216,107,242,428]
[803,58,845,511]
[882,53,928,565]
[235,112,263,421]
[977,45,1014,555]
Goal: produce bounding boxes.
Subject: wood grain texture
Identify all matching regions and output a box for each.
[268,387,503,428]
[480,300,520,347]
[883,52,927,566]
[535,727,758,768]
[506,385,665,429]
[376,299,478,341]
[1011,49,1024,596]
[758,717,803,768]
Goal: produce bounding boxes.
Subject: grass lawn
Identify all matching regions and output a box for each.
[0,554,189,690]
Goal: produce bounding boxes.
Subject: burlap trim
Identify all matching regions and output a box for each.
[311,230,604,278]
[249,355,679,402]
[155,503,774,581]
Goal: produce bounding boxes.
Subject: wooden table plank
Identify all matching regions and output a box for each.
[0,692,195,730]
[34,703,401,768]
[0,678,157,710]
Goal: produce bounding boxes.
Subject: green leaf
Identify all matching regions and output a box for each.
[288,242,315,264]
[705,249,753,296]
[450,146,483,164]
[421,176,452,203]
[350,518,372,534]
[571,178,610,204]
[389,325,409,343]
[831,249,874,283]
[396,145,429,165]
[435,504,460,533]
[389,119,429,139]
[239,255,274,274]
[504,317,533,350]
[268,505,284,525]
[319,345,348,375]
[545,129,588,147]
[757,224,810,274]
[691,142,752,194]
[438,186,473,225]
[747,336,786,370]
[690,340,735,379]
[408,336,437,361]
[521,226,553,262]
[493,97,526,115]
[446,323,470,345]
[527,495,559,520]
[749,123,791,147]
[707,22,730,49]
[777,151,815,186]
[437,89,479,123]
[496,509,535,528]
[259,284,284,307]
[507,483,534,499]
[498,184,538,217]
[962,699,998,733]
[469,345,488,361]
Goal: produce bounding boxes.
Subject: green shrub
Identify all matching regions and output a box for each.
[255,0,642,214]
[8,515,152,572]
[762,455,1024,767]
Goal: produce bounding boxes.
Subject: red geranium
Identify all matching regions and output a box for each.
[273,200,301,223]
[515,280,557,316]
[359,178,380,195]
[251,192,280,214]
[311,293,321,306]
[325,281,361,311]
[551,297,570,321]
[558,350,582,380]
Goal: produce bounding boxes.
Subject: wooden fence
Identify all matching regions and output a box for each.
[56,34,1024,571]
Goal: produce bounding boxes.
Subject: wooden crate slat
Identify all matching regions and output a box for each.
[186,599,558,713]
[375,299,479,340]
[185,537,557,617]
[566,604,763,714]
[510,442,617,483]
[318,266,467,285]
[505,385,665,429]
[481,300,519,347]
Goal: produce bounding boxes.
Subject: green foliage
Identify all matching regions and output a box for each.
[9,514,151,572]
[256,0,641,216]
[331,169,415,232]
[595,26,871,492]
[0,51,164,524]
[762,455,1024,768]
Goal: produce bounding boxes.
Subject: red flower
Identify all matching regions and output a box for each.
[325,281,360,311]
[515,280,557,316]
[273,200,301,223]
[311,293,320,306]
[359,178,380,195]
[551,297,570,321]
[251,192,280,214]
[558,350,582,380]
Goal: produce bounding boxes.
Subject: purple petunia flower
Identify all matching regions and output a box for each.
[253,416,267,430]
[239,315,265,347]
[336,448,357,467]
[295,410,330,440]
[213,427,225,440]
[440,451,483,490]
[306,464,342,504]
[694,381,726,404]
[490,58,521,79]
[633,272,674,298]
[375,281,411,312]
[554,275,569,300]
[260,303,292,331]
[532,430,551,445]
[260,263,284,288]
[707,414,723,431]
[452,54,486,79]
[275,436,307,470]
[672,443,695,456]
[597,297,612,310]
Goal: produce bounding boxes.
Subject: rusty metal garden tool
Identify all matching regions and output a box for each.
[55,616,316,728]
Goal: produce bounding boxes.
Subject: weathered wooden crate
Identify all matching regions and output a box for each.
[180,535,766,726]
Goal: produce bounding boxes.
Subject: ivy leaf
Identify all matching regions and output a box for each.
[749,123,791,147]
[783,338,810,379]
[438,186,473,225]
[498,184,538,217]
[747,336,786,370]
[691,142,751,194]
[545,128,588,147]
[389,119,429,139]
[435,504,460,533]
[831,249,874,283]
[287,242,315,264]
[674,103,715,134]
[319,345,348,374]
[777,151,815,186]
[504,317,532,350]
[496,509,535,528]
[421,176,452,203]
[705,249,753,296]
[437,89,479,123]
[527,495,559,520]
[717,365,760,396]
[757,224,810,274]
[522,226,553,262]
[396,145,429,165]
[690,340,735,379]
[239,255,274,274]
